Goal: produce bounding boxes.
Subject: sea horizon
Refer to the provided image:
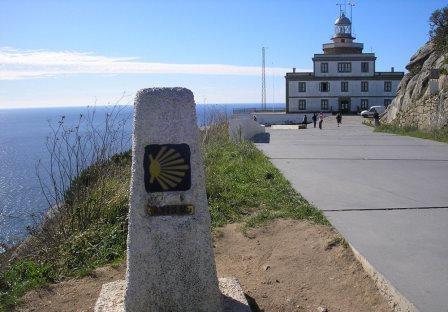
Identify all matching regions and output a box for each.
[0,102,285,247]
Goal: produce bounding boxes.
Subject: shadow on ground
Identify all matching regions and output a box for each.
[245,294,263,312]
[251,133,270,143]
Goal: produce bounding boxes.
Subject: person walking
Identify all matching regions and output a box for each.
[312,113,317,128]
[373,110,380,127]
[302,114,308,129]
[319,112,324,130]
[336,112,342,127]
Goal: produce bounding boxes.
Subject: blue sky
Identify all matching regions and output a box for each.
[0,0,446,108]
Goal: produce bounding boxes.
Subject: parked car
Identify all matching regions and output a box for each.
[361,106,386,118]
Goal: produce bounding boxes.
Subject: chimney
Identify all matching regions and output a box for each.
[293,67,296,73]
[391,67,395,72]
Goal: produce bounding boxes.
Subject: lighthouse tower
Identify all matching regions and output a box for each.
[285,5,404,114]
[323,12,363,54]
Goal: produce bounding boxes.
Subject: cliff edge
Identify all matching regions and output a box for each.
[382,41,448,130]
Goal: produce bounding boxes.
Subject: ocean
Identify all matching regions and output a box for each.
[0,103,283,246]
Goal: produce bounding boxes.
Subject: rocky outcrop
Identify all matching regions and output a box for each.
[382,42,448,130]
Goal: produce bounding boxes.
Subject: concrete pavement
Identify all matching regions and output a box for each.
[256,116,448,312]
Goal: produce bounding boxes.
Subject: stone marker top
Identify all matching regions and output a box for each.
[125,87,222,311]
[134,87,197,145]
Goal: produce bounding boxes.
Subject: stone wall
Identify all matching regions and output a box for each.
[382,42,448,130]
[228,116,265,141]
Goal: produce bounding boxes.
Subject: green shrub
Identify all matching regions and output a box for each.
[430,6,448,53]
[58,221,127,277]
[375,124,448,144]
[0,260,56,310]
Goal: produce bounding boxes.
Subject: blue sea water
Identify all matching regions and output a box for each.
[0,103,283,246]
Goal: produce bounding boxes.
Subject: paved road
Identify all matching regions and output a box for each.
[256,116,448,312]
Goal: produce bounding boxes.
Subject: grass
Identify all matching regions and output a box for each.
[362,118,373,127]
[374,124,448,144]
[0,123,326,311]
[0,261,56,310]
[0,152,131,311]
[204,138,326,228]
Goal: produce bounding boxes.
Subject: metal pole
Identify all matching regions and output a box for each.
[261,47,266,110]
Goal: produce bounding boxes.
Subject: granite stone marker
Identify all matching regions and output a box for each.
[125,88,222,311]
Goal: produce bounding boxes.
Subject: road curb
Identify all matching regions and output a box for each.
[349,243,419,312]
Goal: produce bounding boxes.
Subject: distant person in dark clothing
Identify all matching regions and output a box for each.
[373,110,380,126]
[302,114,308,129]
[336,112,342,127]
[253,115,257,122]
[319,112,324,130]
[312,113,317,128]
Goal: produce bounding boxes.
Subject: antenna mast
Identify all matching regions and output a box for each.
[336,2,344,16]
[348,1,355,34]
[272,62,275,108]
[261,47,266,110]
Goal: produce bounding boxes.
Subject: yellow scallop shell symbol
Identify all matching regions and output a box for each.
[149,146,190,190]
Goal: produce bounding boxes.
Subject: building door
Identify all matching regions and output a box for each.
[339,97,351,113]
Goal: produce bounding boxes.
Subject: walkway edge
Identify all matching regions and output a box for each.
[349,243,419,312]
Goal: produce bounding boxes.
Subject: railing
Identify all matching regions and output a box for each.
[375,72,405,76]
[232,108,286,114]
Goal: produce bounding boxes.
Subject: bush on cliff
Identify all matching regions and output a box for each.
[430,6,448,53]
[0,151,131,311]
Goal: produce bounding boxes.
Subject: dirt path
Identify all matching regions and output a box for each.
[16,219,392,312]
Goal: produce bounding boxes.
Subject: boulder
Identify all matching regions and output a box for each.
[382,41,448,130]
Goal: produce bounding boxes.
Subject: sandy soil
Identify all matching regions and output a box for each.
[16,219,392,312]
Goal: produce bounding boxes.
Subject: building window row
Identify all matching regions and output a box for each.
[298,81,393,93]
[319,61,372,73]
[294,98,392,111]
[338,62,352,73]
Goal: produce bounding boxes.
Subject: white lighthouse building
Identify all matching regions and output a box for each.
[285,10,404,113]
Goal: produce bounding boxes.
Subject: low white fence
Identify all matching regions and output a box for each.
[228,116,265,141]
[252,113,303,125]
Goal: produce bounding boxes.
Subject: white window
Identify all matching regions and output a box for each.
[319,82,330,92]
[299,100,306,110]
[361,99,369,110]
[321,99,329,110]
[341,81,348,92]
[361,81,369,92]
[299,82,306,92]
[384,81,392,92]
[338,62,352,73]
[321,63,328,73]
[361,62,369,73]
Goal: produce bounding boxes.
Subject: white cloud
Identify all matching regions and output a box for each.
[0,47,307,80]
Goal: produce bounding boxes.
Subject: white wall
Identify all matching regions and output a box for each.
[249,112,330,125]
[228,116,265,141]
